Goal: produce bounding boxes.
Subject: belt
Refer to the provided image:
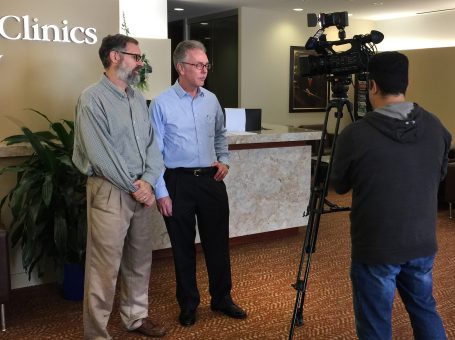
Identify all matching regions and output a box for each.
[167,167,216,177]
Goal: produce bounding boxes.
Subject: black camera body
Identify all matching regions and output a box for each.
[301,11,383,77]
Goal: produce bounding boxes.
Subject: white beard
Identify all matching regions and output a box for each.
[117,63,140,86]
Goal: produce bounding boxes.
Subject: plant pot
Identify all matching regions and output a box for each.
[63,263,84,301]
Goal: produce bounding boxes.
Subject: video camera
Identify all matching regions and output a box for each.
[300,11,384,77]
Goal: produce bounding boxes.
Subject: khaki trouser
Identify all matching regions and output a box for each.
[83,177,153,340]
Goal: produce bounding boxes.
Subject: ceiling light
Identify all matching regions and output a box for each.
[200,22,209,25]
[293,8,304,12]
[174,8,184,11]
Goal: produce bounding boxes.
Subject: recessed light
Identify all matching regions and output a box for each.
[293,8,304,12]
[174,8,184,11]
[200,22,209,25]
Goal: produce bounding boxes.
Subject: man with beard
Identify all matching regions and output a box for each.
[150,40,247,327]
[73,34,165,339]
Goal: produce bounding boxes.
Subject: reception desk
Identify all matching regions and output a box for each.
[151,123,321,250]
[0,124,322,251]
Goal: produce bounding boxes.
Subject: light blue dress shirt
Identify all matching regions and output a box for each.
[150,81,229,199]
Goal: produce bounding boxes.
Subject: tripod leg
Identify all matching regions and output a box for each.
[289,97,353,340]
[289,104,335,339]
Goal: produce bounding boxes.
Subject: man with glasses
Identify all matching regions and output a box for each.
[73,34,166,339]
[150,40,247,327]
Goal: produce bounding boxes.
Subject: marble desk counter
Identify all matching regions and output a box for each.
[227,123,322,145]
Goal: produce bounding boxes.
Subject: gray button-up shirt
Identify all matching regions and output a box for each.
[72,75,164,193]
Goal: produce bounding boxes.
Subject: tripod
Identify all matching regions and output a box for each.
[288,76,356,339]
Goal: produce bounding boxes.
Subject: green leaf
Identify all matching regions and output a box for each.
[27,198,43,234]
[42,174,53,206]
[25,108,52,124]
[0,194,8,213]
[9,172,41,217]
[54,213,68,260]
[58,154,74,168]
[9,219,25,247]
[2,131,57,145]
[21,127,56,172]
[63,120,74,131]
[27,244,45,280]
[0,165,26,176]
[21,219,36,269]
[50,122,72,151]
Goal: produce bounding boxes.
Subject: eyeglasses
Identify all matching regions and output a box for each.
[118,51,143,62]
[181,62,212,70]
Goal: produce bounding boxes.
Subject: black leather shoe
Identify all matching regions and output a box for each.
[179,309,196,327]
[211,301,247,319]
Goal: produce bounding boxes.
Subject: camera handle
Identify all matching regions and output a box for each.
[288,90,354,339]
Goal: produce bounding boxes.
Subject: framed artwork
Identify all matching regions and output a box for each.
[289,46,328,112]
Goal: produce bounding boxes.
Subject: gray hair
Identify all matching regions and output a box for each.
[173,40,206,70]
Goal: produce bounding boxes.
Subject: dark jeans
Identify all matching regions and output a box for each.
[351,256,446,340]
[163,168,232,311]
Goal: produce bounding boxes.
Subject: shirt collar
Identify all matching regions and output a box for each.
[173,80,205,99]
[100,73,135,99]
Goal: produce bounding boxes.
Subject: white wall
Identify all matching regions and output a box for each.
[239,7,373,129]
[375,11,455,51]
[119,0,167,39]
[403,47,455,135]
[136,38,172,100]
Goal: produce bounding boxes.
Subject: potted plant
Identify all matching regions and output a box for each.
[0,109,87,299]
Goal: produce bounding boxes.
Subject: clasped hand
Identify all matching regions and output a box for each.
[132,179,155,207]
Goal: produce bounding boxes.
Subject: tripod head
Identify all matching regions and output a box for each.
[328,75,352,100]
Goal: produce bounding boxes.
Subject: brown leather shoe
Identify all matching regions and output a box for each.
[133,319,166,338]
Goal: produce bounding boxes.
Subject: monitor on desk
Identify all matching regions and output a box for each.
[224,108,262,132]
[245,108,262,131]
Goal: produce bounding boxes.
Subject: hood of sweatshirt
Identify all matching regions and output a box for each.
[363,103,424,143]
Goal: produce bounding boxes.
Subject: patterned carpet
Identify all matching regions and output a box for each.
[2,191,455,339]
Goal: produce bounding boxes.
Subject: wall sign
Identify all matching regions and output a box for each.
[0,15,97,44]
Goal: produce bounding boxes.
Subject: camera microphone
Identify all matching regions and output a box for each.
[354,30,384,44]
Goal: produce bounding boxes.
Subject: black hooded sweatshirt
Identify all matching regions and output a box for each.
[331,103,451,264]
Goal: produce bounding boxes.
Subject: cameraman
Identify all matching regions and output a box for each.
[331,51,449,339]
